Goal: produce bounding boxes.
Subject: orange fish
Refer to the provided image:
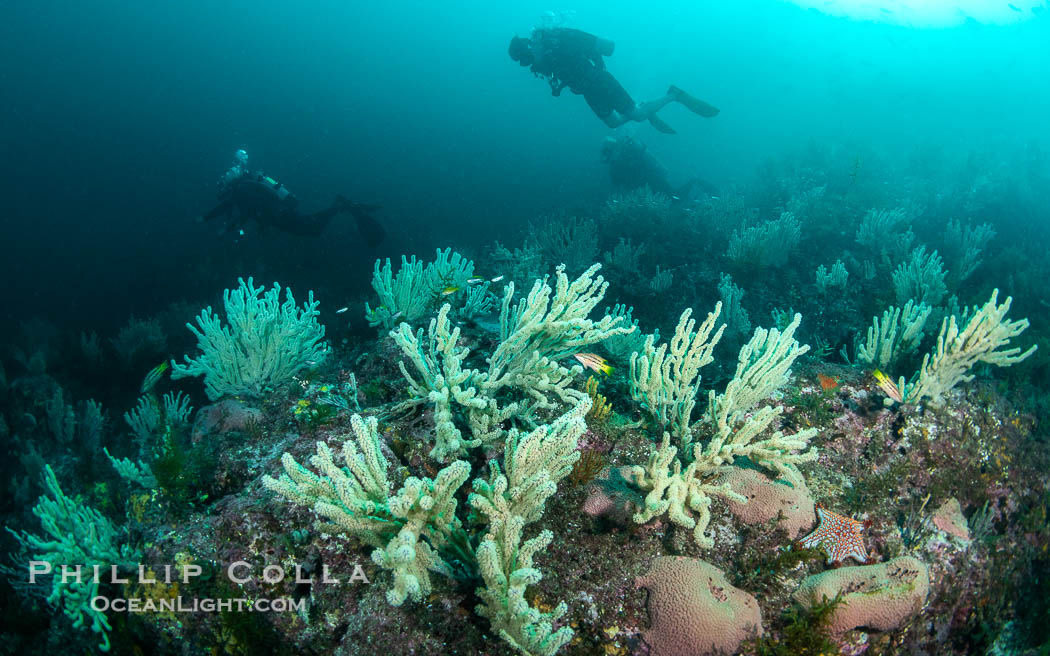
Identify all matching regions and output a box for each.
[573,352,613,376]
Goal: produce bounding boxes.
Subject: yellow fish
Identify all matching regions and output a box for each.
[574,352,613,376]
[872,369,904,404]
[441,286,460,296]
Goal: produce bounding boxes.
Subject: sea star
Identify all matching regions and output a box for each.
[799,506,876,566]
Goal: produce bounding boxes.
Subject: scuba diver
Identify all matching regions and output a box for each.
[601,134,719,199]
[202,150,386,246]
[508,27,720,134]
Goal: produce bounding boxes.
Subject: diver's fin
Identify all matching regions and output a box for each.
[668,85,720,118]
[352,210,386,247]
[648,115,676,134]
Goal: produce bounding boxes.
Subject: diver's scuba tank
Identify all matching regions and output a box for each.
[262,174,292,202]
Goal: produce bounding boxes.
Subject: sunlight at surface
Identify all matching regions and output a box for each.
[780,0,1048,26]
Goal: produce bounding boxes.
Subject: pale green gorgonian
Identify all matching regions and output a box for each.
[265,398,591,656]
[366,248,495,329]
[629,309,818,548]
[815,260,849,294]
[265,414,471,607]
[944,218,995,283]
[5,466,140,652]
[171,277,329,400]
[629,305,725,442]
[892,246,947,308]
[727,211,801,270]
[391,264,632,461]
[855,300,931,369]
[717,272,751,337]
[898,289,1035,407]
[600,303,654,361]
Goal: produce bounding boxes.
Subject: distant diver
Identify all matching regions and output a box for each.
[202,149,386,245]
[508,27,719,133]
[601,134,719,199]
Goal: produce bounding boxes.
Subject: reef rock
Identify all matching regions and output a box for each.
[582,466,644,526]
[931,497,971,542]
[191,399,262,442]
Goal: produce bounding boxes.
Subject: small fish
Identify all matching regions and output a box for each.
[1008,3,1021,11]
[442,286,460,296]
[872,369,904,404]
[490,275,504,283]
[336,307,349,314]
[140,361,169,394]
[391,311,403,320]
[573,352,613,376]
[671,195,680,200]
[466,276,485,285]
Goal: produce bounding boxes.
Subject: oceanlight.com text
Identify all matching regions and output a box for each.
[91,596,307,614]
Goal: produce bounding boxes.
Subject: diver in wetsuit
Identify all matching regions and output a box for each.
[601,135,719,199]
[508,28,720,134]
[203,150,386,246]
